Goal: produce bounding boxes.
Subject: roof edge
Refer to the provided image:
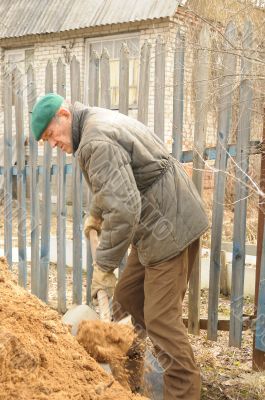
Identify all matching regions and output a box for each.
[0,16,173,46]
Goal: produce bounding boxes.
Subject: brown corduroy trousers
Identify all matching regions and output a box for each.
[113,241,201,400]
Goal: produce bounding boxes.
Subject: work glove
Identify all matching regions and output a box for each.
[91,263,117,299]
[84,215,103,238]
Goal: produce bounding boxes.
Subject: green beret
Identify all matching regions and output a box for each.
[31,93,64,141]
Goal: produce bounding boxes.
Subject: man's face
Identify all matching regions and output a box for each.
[42,108,73,154]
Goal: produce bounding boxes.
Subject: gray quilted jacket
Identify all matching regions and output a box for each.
[73,103,209,271]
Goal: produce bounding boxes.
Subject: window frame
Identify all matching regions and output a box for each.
[84,32,140,109]
[4,47,35,106]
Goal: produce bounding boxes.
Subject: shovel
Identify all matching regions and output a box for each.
[62,228,112,371]
[62,229,111,331]
[62,229,163,398]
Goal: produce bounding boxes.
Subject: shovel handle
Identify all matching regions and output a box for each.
[89,229,111,322]
[89,228,99,261]
[97,289,111,322]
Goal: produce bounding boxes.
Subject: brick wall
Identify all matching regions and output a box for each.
[0,17,232,151]
[0,19,178,140]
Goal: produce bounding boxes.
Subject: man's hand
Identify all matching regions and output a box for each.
[91,263,117,299]
[84,215,102,238]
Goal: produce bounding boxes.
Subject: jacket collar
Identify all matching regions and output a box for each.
[71,102,89,154]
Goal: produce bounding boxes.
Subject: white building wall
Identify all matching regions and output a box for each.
[0,19,186,147]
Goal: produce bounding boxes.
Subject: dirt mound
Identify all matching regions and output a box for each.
[0,257,148,400]
[77,320,136,389]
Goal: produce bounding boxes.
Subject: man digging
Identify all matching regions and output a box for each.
[31,93,209,400]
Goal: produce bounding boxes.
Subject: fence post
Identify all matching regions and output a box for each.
[253,106,265,370]
[3,65,13,268]
[56,58,67,313]
[100,48,111,109]
[89,50,99,107]
[27,64,40,296]
[188,25,211,335]
[229,20,253,348]
[255,220,265,356]
[207,21,237,341]
[70,55,83,305]
[172,29,185,161]
[119,43,129,115]
[138,40,151,125]
[39,60,53,303]
[14,67,27,288]
[86,51,99,304]
[154,35,165,141]
[86,189,93,305]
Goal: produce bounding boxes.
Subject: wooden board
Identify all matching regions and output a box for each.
[86,53,100,304]
[70,55,83,305]
[138,40,151,125]
[229,20,253,348]
[256,221,265,352]
[154,36,165,141]
[14,67,27,288]
[89,50,99,107]
[56,58,67,313]
[119,43,129,115]
[207,21,237,341]
[3,67,13,268]
[27,64,40,296]
[172,29,185,161]
[253,106,265,369]
[100,48,111,109]
[189,25,210,335]
[39,60,53,303]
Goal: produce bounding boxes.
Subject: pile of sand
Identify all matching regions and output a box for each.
[0,257,148,400]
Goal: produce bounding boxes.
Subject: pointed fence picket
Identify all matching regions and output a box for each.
[3,68,13,268]
[154,36,165,141]
[14,67,27,288]
[70,55,83,306]
[229,20,253,348]
[39,60,53,303]
[27,64,39,296]
[138,40,151,125]
[189,25,211,335]
[100,48,111,109]
[119,43,130,115]
[56,58,67,313]
[255,108,265,363]
[89,50,100,107]
[86,51,99,304]
[207,21,238,341]
[172,30,185,161]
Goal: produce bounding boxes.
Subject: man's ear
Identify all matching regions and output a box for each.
[57,107,71,118]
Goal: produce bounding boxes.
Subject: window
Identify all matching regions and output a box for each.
[5,48,34,105]
[85,34,140,110]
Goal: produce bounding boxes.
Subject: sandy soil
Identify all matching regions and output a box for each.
[0,257,147,400]
[77,320,136,390]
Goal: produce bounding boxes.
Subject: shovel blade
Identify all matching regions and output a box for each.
[62,304,99,336]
